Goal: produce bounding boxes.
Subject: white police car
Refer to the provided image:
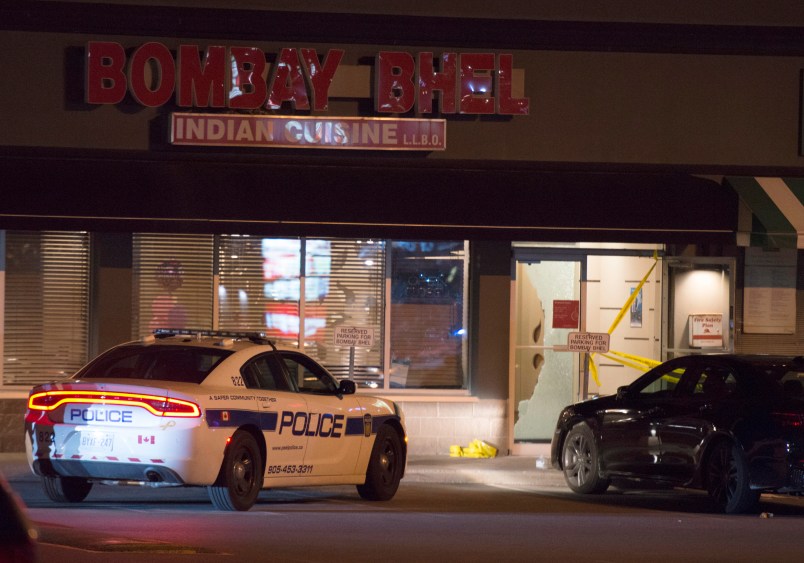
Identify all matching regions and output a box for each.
[25,330,406,511]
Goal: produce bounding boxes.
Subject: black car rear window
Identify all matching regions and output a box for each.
[743,357,804,398]
[77,345,233,384]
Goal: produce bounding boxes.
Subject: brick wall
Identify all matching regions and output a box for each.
[0,399,27,452]
[396,399,507,456]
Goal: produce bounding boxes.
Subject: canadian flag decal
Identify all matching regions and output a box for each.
[138,435,156,445]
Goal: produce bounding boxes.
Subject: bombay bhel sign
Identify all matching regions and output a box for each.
[83,42,529,151]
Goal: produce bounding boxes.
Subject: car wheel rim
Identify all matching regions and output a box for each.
[379,440,396,484]
[564,434,593,487]
[233,450,254,495]
[708,445,737,506]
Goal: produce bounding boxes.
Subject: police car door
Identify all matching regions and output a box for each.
[280,351,364,476]
[240,353,308,479]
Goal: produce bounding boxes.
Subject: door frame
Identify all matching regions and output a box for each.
[662,256,736,358]
[508,246,664,456]
[508,249,587,456]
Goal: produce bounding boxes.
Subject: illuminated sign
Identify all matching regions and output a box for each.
[170,113,446,150]
[84,42,529,116]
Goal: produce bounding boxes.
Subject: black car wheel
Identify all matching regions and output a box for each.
[706,441,760,514]
[357,424,404,501]
[208,431,262,511]
[561,423,610,494]
[42,475,92,502]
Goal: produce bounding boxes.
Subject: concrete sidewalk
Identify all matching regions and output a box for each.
[0,452,567,489]
[403,455,566,488]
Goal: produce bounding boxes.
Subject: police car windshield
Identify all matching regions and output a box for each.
[77,345,233,384]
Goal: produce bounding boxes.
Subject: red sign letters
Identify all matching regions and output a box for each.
[85,42,529,116]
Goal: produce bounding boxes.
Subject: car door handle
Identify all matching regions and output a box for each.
[647,407,664,416]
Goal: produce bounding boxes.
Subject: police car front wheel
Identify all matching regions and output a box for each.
[208,430,263,511]
[357,425,404,501]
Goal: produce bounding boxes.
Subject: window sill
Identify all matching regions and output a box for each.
[366,391,477,402]
[0,388,32,399]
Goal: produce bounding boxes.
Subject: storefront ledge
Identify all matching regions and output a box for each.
[0,389,30,400]
[375,394,478,403]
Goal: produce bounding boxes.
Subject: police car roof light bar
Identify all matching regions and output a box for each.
[153,328,276,349]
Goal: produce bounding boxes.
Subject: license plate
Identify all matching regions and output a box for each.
[80,432,114,452]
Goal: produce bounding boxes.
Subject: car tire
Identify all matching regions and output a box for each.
[356,424,404,501]
[561,423,610,494]
[706,441,760,514]
[208,431,262,511]
[42,475,92,502]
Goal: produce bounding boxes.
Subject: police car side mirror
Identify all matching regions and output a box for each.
[338,380,356,396]
[616,386,631,400]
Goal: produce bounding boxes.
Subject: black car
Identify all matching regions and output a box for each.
[551,354,804,513]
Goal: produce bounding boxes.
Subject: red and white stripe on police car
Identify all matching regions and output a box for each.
[52,453,164,463]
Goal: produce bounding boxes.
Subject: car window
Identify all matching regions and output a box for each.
[78,345,232,384]
[633,361,694,398]
[241,354,291,391]
[281,352,338,394]
[780,372,804,397]
[692,366,739,399]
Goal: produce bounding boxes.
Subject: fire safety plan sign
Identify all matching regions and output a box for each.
[689,314,723,348]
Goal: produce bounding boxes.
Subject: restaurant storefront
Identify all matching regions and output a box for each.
[1,2,802,454]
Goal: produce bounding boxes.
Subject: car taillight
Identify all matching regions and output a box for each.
[771,412,804,428]
[27,391,201,418]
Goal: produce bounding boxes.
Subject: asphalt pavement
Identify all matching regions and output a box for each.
[0,451,568,489]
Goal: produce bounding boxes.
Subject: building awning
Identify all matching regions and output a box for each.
[727,176,804,249]
[0,147,738,245]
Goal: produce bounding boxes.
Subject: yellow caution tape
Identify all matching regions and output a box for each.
[588,255,659,386]
[605,258,657,336]
[594,349,682,385]
[449,439,498,458]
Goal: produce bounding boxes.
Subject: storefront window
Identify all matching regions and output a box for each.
[132,234,215,337]
[302,239,385,385]
[2,231,90,386]
[131,235,466,391]
[389,241,468,389]
[218,237,385,385]
[217,235,300,336]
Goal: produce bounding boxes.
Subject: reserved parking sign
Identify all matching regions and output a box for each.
[334,326,375,347]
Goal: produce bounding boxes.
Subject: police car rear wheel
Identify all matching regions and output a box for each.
[357,425,403,501]
[208,431,262,511]
[42,475,92,503]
